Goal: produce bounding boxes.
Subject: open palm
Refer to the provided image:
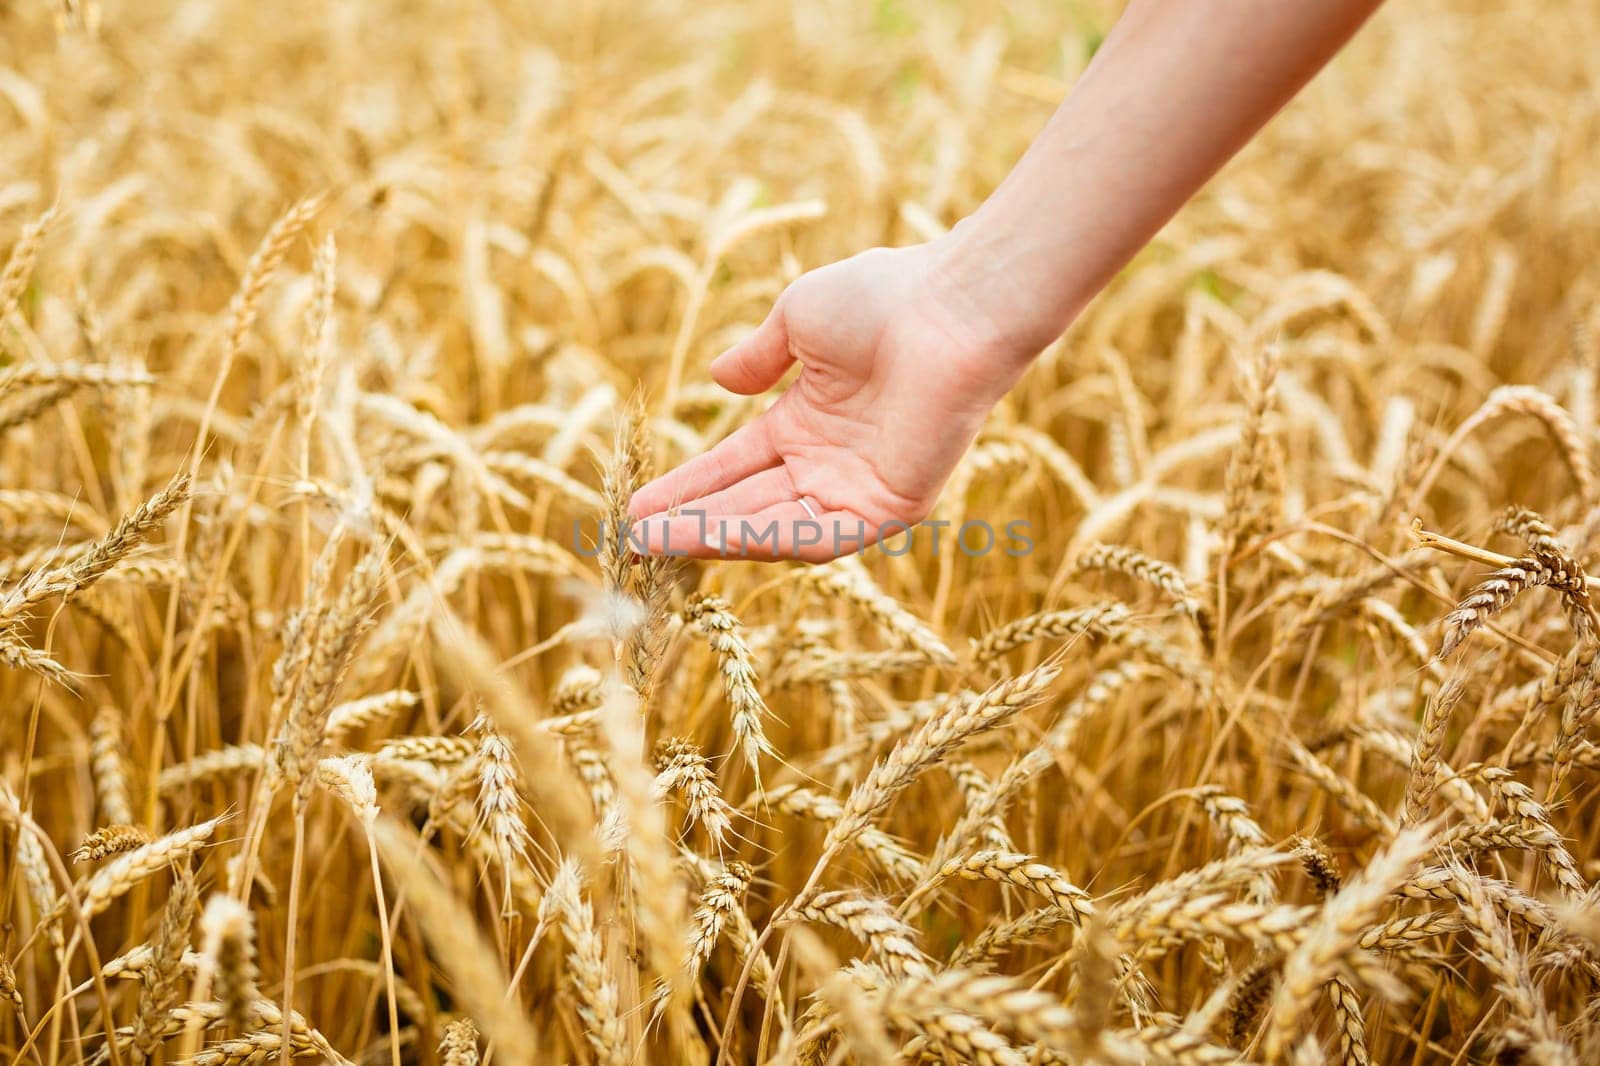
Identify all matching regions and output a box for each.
[630,244,1018,562]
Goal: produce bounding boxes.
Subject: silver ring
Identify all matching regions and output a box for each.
[798,496,820,520]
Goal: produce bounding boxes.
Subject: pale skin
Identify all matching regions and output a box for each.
[630,0,1386,562]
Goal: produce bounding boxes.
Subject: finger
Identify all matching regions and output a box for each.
[629,468,796,558]
[626,512,734,560]
[628,416,780,519]
[705,501,878,564]
[681,465,797,518]
[710,306,793,395]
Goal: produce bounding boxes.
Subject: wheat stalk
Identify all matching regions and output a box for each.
[371,818,539,1066]
[51,816,224,927]
[1077,542,1214,646]
[1402,678,1465,824]
[972,603,1129,662]
[70,824,151,862]
[823,664,1059,858]
[1262,827,1436,1059]
[781,891,931,978]
[468,715,532,903]
[88,707,135,826]
[906,850,1095,923]
[133,863,197,1058]
[654,737,735,848]
[1449,863,1575,1064]
[439,1019,480,1066]
[0,782,63,949]
[680,592,769,770]
[199,893,259,1032]
[804,558,956,664]
[0,203,59,320]
[539,859,629,1066]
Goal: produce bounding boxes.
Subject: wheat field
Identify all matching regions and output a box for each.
[2,0,1600,1063]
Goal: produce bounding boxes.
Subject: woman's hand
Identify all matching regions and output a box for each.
[629,0,1383,563]
[628,241,1029,562]
[629,0,1383,564]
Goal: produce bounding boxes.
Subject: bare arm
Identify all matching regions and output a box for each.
[631,0,1385,562]
[936,0,1385,364]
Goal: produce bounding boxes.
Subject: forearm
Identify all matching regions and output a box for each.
[934,0,1384,367]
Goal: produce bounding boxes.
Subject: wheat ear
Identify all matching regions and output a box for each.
[1262,827,1436,1059]
[538,859,629,1066]
[199,893,259,1032]
[439,1019,480,1066]
[654,737,735,848]
[684,592,774,775]
[89,707,135,826]
[824,664,1059,857]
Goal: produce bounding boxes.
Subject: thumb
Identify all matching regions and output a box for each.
[710,307,793,395]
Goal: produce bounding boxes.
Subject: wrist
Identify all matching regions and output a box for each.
[925,212,1092,375]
